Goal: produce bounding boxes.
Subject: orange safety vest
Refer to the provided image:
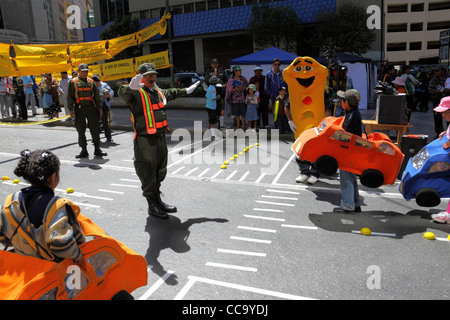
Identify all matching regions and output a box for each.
[132,87,168,138]
[72,77,95,104]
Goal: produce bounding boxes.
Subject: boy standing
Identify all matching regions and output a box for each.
[205,76,220,138]
[335,89,363,213]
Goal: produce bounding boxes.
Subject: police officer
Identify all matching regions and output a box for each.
[67,63,107,158]
[118,63,200,219]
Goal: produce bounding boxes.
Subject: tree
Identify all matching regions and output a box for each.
[311,2,376,57]
[99,15,141,61]
[247,3,302,53]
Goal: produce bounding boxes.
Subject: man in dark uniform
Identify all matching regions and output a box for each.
[204,58,228,129]
[67,63,107,158]
[118,63,200,219]
[12,77,27,120]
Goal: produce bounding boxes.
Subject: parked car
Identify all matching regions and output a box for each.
[0,214,148,300]
[291,116,404,188]
[399,135,450,207]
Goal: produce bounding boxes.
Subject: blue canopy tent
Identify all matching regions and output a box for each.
[230,47,298,83]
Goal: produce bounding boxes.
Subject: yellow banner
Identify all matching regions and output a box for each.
[136,12,171,45]
[106,33,137,57]
[69,40,111,67]
[0,43,17,77]
[11,44,69,75]
[87,51,171,82]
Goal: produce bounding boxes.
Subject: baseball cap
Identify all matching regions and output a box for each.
[232,65,242,72]
[91,74,101,81]
[434,96,450,112]
[210,58,219,64]
[78,63,89,71]
[254,65,263,71]
[337,89,361,107]
[248,84,257,91]
[138,63,158,76]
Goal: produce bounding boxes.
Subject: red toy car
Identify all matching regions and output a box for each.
[292,117,404,188]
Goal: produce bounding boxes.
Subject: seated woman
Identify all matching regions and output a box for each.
[0,149,85,262]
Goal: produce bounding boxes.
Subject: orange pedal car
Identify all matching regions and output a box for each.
[0,214,148,300]
[291,117,404,188]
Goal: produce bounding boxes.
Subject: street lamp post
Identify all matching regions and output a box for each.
[166,0,174,87]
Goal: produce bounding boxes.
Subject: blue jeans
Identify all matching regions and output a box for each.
[339,169,360,211]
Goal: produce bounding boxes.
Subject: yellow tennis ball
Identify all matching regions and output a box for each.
[447,234,450,241]
[360,228,371,236]
[229,157,235,161]
[249,145,254,148]
[255,143,259,146]
[12,179,19,184]
[66,187,75,194]
[423,232,436,240]
[239,152,243,155]
[220,165,227,169]
[234,154,238,158]
[1,176,10,181]
[224,160,230,165]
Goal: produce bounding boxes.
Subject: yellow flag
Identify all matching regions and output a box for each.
[11,44,69,75]
[101,58,136,81]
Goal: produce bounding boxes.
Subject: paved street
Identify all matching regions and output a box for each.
[0,100,449,302]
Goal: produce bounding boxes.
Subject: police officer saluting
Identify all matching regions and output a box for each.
[118,63,199,219]
[67,63,107,158]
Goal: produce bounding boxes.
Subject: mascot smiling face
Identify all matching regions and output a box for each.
[283,57,328,138]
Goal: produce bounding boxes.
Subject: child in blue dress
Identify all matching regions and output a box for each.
[245,84,259,132]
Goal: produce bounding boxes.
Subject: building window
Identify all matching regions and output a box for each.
[387,4,408,13]
[220,0,232,8]
[387,23,407,32]
[208,0,219,10]
[140,10,150,19]
[409,42,422,50]
[411,3,424,11]
[172,5,183,14]
[410,22,423,31]
[387,42,407,52]
[427,21,450,31]
[427,41,440,50]
[184,3,194,13]
[195,1,207,11]
[429,1,450,11]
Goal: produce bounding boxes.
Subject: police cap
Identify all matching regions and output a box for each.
[138,63,158,76]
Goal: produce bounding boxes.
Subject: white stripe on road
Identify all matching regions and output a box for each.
[217,248,267,257]
[98,189,124,194]
[110,183,139,188]
[170,166,185,175]
[237,226,277,233]
[261,195,298,201]
[244,214,285,222]
[239,171,250,182]
[254,172,266,183]
[230,236,271,244]
[210,169,224,180]
[225,170,238,181]
[253,208,284,213]
[271,153,295,185]
[281,224,318,230]
[255,200,294,207]
[198,168,210,177]
[205,262,257,272]
[184,167,199,176]
[138,270,175,300]
[266,189,300,195]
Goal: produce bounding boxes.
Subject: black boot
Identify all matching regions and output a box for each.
[147,196,169,219]
[75,148,89,159]
[155,192,177,213]
[94,143,107,157]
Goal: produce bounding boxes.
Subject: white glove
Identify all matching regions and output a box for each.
[129,74,144,90]
[186,81,200,94]
[288,121,297,133]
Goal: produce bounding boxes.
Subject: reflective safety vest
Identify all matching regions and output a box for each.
[132,87,169,138]
[72,77,95,104]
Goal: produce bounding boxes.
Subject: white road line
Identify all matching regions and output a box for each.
[230,236,271,244]
[110,183,139,188]
[167,138,223,168]
[171,166,186,175]
[205,262,257,272]
[174,278,196,300]
[244,214,285,222]
[266,189,300,195]
[54,188,113,201]
[271,153,295,185]
[237,226,277,233]
[225,170,238,181]
[261,195,298,201]
[239,171,250,182]
[217,248,267,257]
[184,167,199,176]
[120,178,140,183]
[198,168,210,177]
[254,172,266,183]
[253,208,284,213]
[72,202,100,208]
[255,200,295,207]
[436,237,449,242]
[281,224,318,230]
[351,230,397,237]
[98,189,125,195]
[210,169,223,180]
[177,276,315,300]
[138,270,175,300]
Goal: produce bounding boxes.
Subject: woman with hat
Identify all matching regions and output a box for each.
[226,65,248,130]
[39,73,61,120]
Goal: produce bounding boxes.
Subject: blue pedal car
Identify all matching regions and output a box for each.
[399,135,450,207]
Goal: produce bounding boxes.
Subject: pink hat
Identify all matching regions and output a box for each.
[434,96,450,112]
[391,77,405,86]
